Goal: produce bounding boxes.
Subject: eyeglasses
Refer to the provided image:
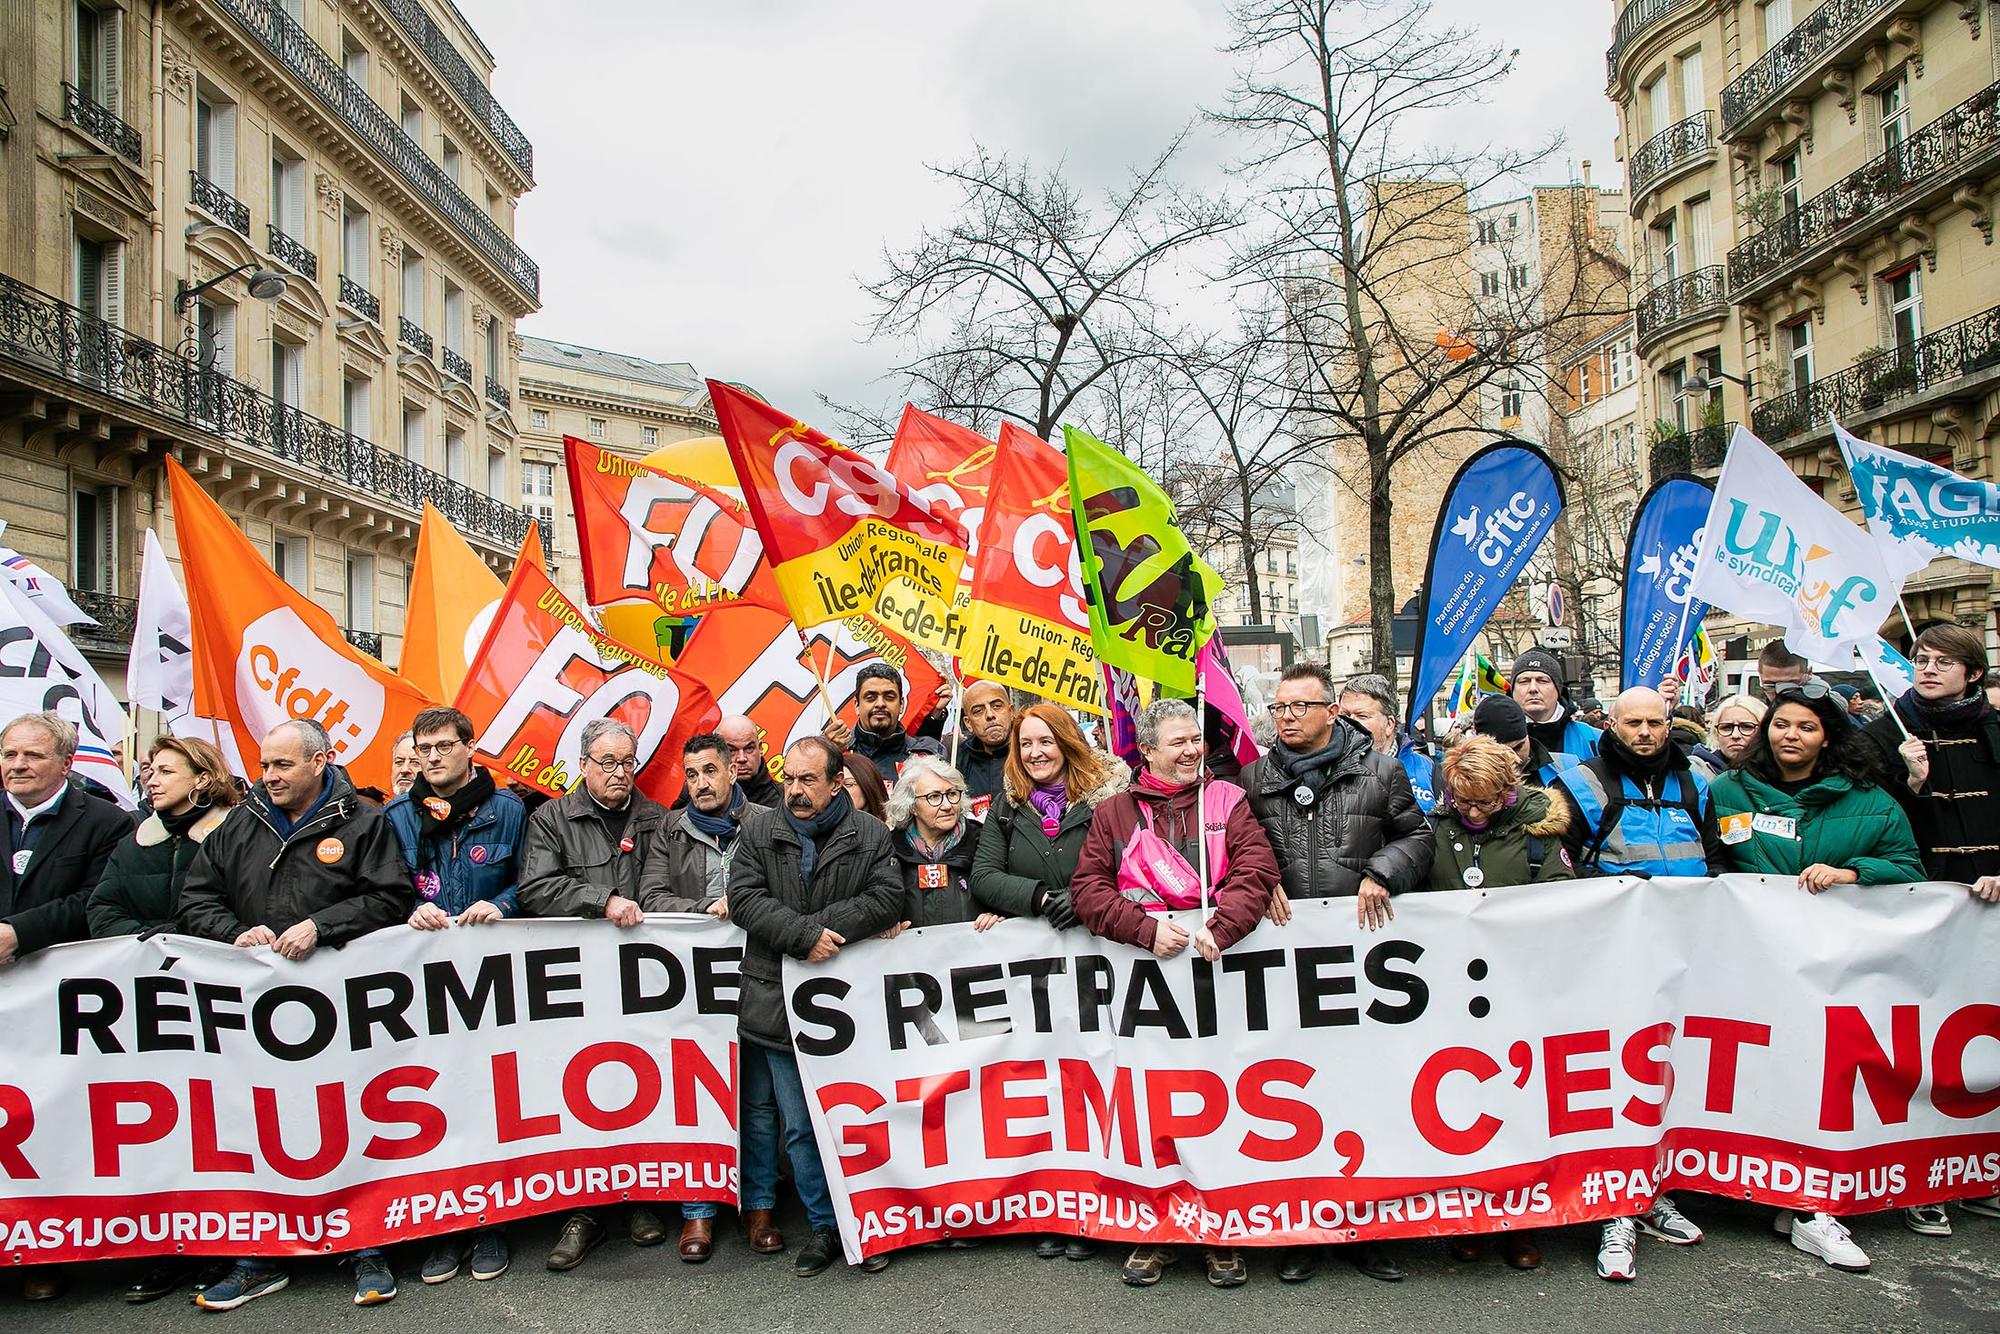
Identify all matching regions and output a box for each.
[584,754,638,773]
[1910,653,1961,671]
[1267,701,1333,718]
[413,739,462,758]
[919,789,965,809]
[1715,722,1759,736]
[1771,680,1832,703]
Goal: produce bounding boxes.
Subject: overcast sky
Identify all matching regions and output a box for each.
[473,0,1622,426]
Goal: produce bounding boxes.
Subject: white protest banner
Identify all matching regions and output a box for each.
[786,877,2000,1262]
[0,918,741,1263]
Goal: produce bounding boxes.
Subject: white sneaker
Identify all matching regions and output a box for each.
[1786,1212,1870,1272]
[1961,1194,2000,1219]
[1902,1205,1952,1236]
[1596,1216,1638,1281]
[1637,1194,1703,1244]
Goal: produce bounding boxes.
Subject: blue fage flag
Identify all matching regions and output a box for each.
[1836,419,2000,579]
[1619,476,1713,692]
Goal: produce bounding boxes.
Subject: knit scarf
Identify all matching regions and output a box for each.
[686,785,744,850]
[1599,729,1673,787]
[158,805,204,839]
[411,768,495,842]
[783,788,853,887]
[1270,733,1346,795]
[1027,781,1068,837]
[1898,686,1989,733]
[906,821,966,862]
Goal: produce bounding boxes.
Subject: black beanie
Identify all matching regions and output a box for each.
[1510,647,1567,697]
[1471,694,1529,743]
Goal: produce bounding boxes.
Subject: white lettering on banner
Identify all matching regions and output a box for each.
[235,608,386,761]
[907,479,984,572]
[618,476,762,596]
[0,920,742,1264]
[1476,491,1539,568]
[785,876,2000,1263]
[1011,514,1088,628]
[473,624,676,781]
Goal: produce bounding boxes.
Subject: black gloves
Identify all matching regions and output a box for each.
[1037,883,1081,931]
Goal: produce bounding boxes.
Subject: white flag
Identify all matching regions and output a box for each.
[1833,418,2000,579]
[0,578,135,809]
[0,519,95,627]
[124,529,248,778]
[1689,426,1902,664]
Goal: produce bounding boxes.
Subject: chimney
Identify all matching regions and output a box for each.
[1582,160,1593,186]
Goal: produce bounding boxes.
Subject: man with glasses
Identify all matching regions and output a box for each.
[718,714,783,808]
[383,706,526,1288]
[1239,663,1431,1286]
[728,736,902,1277]
[519,718,679,1272]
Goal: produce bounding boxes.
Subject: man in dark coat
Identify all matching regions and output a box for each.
[953,681,1013,813]
[823,664,941,782]
[728,736,902,1278]
[719,714,783,808]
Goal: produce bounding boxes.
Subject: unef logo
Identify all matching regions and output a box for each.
[1719,500,1878,636]
[235,608,387,760]
[1451,491,1539,568]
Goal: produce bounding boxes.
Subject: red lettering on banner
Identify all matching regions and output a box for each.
[1237,1060,1322,1162]
[1058,1059,1140,1161]
[0,1086,37,1179]
[253,1083,348,1180]
[980,1060,1054,1159]
[1683,1015,1772,1114]
[671,1037,737,1129]
[360,1067,446,1161]
[1411,1047,1503,1156]
[188,1079,252,1173]
[897,1070,973,1168]
[818,1081,890,1174]
[1543,1030,1613,1135]
[564,1042,663,1133]
[1145,1069,1228,1168]
[89,1081,177,1176]
[1930,1004,2000,1120]
[1822,1005,1921,1132]
[493,1051,560,1143]
[1620,1022,1677,1128]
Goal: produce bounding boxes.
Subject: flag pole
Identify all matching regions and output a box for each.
[1854,646,1914,742]
[1833,416,1925,646]
[1196,668,1210,922]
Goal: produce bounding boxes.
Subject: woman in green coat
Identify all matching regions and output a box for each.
[1707,679,1924,1277]
[87,736,239,939]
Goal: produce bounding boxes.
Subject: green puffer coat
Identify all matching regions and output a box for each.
[1426,786,1576,891]
[87,808,229,938]
[1706,769,1925,884]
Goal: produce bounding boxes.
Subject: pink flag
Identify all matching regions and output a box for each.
[1199,638,1264,768]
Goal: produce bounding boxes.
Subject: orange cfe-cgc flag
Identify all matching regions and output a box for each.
[708,381,970,656]
[166,458,428,790]
[401,503,509,704]
[452,555,719,804]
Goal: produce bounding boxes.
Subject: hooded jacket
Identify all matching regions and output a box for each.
[177,767,409,945]
[970,766,1129,918]
[87,807,229,938]
[1427,787,1575,891]
[1707,768,1925,884]
[1239,719,1434,899]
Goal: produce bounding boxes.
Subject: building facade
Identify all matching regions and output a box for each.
[1558,318,1645,698]
[0,0,538,674]
[514,335,718,605]
[1610,0,2000,659]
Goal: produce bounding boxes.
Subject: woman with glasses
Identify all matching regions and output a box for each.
[1703,694,1767,769]
[1709,678,1924,1274]
[882,757,995,932]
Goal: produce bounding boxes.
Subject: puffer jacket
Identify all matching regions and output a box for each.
[383,786,526,917]
[970,767,1128,918]
[516,786,673,918]
[727,802,903,1050]
[1707,769,1925,884]
[891,821,980,927]
[177,767,409,945]
[1240,720,1435,899]
[1427,787,1575,891]
[87,807,228,937]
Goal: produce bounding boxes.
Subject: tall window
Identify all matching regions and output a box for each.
[1608,336,1634,390]
[1661,364,1688,431]
[1475,219,1498,244]
[342,373,371,443]
[401,247,424,328]
[1645,76,1670,135]
[272,531,308,591]
[587,416,606,440]
[72,485,119,594]
[1677,50,1704,119]
[1785,319,1814,392]
[73,2,121,114]
[346,554,375,633]
[1776,151,1803,215]
[402,404,426,463]
[1499,380,1523,420]
[521,460,555,530]
[341,32,368,89]
[1479,272,1500,297]
[530,408,549,430]
[1651,214,1679,283]
[642,425,659,446]
[1887,266,1923,349]
[341,197,370,291]
[194,297,235,375]
[1509,264,1528,290]
[270,339,302,412]
[1761,0,1793,50]
[444,426,467,483]
[1878,74,1911,155]
[195,87,237,192]
[1687,196,1714,269]
[484,316,501,379]
[442,138,461,185]
[442,279,464,354]
[399,95,423,145]
[72,231,121,324]
[487,448,507,497]
[270,140,306,247]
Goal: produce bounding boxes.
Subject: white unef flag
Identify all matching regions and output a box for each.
[1689,427,1902,664]
[0,578,135,808]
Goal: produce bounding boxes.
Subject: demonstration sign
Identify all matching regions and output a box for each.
[785,877,2000,1262]
[0,919,742,1263]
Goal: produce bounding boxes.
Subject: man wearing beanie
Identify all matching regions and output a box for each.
[1509,647,1602,760]
[1471,695,1581,788]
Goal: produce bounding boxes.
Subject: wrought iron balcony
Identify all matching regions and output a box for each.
[68,590,139,654]
[1720,0,1899,138]
[376,0,534,181]
[343,627,384,657]
[485,376,510,408]
[1636,266,1728,349]
[213,0,538,303]
[1606,0,1694,85]
[0,274,531,548]
[189,171,250,237]
[1751,303,2000,443]
[266,224,317,279]
[339,274,380,323]
[1648,421,1733,480]
[1729,82,2000,299]
[1629,111,1713,201]
[398,316,432,357]
[441,346,472,383]
[62,82,142,168]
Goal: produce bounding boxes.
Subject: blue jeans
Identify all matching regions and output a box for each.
[681,1201,717,1221]
[739,1045,834,1231]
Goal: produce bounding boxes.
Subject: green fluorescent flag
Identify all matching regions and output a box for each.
[1062,425,1220,695]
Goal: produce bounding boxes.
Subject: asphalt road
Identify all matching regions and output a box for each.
[8,1197,1997,1333]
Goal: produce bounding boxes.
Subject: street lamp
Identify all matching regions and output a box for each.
[1681,366,1752,398]
[174,262,288,314]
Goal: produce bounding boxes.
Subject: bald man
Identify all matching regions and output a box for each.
[953,682,1013,812]
[717,715,782,809]
[1550,688,1721,879]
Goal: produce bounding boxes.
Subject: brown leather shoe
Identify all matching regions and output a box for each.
[545,1213,604,1271]
[1504,1232,1542,1270]
[22,1268,65,1302]
[1447,1237,1484,1264]
[628,1206,667,1247]
[679,1217,715,1263]
[741,1208,785,1254]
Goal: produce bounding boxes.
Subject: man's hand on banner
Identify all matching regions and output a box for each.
[273,918,319,961]
[1193,925,1221,963]
[1266,885,1292,926]
[808,928,845,963]
[0,923,16,966]
[1798,864,1860,894]
[1150,919,1190,959]
[1969,875,2000,903]
[974,912,1003,931]
[1358,879,1394,931]
[456,900,503,926]
[706,897,730,920]
[233,925,276,948]
[879,921,910,941]
[1899,737,1931,791]
[409,903,452,931]
[605,895,644,928]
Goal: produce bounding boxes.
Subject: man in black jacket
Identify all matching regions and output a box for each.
[729,736,902,1278]
[719,714,782,808]
[823,664,941,782]
[953,681,1012,812]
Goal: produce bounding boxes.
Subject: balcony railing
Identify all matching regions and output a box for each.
[0,274,531,548]
[339,274,380,323]
[62,82,142,168]
[1636,265,1728,347]
[343,628,383,657]
[1648,421,1733,480]
[69,589,139,654]
[1720,0,1898,137]
[1729,82,2000,296]
[214,0,539,303]
[398,317,432,357]
[1629,111,1713,200]
[189,171,249,237]
[1751,303,2000,442]
[376,0,534,181]
[266,223,317,279]
[441,346,471,383]
[1606,0,1694,84]
[485,376,510,408]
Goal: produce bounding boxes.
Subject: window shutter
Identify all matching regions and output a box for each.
[101,240,123,328]
[214,302,236,373]
[1687,196,1713,269]
[282,344,303,407]
[214,102,237,193]
[75,235,101,315]
[97,488,119,594]
[99,9,123,115]
[1678,53,1703,120]
[283,160,305,239]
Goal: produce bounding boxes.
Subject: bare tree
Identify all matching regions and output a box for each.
[863,139,1237,440]
[1214,0,1626,676]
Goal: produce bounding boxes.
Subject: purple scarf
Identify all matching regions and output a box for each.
[1028,782,1067,837]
